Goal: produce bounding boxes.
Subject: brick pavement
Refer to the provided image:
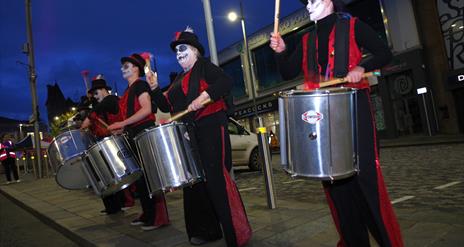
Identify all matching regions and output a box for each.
[1,143,463,246]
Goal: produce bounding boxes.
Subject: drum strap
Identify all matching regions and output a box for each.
[306,27,319,83]
[333,13,350,78]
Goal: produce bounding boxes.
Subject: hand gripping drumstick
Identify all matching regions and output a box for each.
[168,99,212,122]
[274,0,280,35]
[318,71,381,88]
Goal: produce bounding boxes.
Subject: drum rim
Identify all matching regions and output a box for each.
[133,121,185,140]
[279,87,357,97]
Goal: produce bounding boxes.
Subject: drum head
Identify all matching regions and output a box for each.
[55,158,90,190]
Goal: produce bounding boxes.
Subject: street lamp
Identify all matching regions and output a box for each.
[228,2,277,209]
[227,2,259,121]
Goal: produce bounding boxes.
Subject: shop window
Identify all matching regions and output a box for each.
[221,57,247,98]
[252,24,312,90]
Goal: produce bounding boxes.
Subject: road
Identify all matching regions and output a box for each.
[0,193,78,247]
[234,143,464,212]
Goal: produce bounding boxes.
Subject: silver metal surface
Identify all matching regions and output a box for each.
[47,130,94,189]
[279,87,359,180]
[82,135,142,197]
[134,122,204,195]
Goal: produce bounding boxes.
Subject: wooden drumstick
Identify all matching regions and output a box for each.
[95,116,109,129]
[168,99,212,122]
[274,0,280,34]
[318,71,381,88]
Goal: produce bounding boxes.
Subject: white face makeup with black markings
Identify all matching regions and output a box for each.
[93,89,104,103]
[306,0,329,21]
[121,62,135,79]
[176,44,196,71]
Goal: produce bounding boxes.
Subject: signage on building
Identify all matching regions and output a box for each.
[233,99,278,119]
[446,68,464,90]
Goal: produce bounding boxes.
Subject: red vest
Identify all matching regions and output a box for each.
[180,70,227,120]
[88,111,121,138]
[0,141,16,161]
[301,17,369,90]
[119,80,156,127]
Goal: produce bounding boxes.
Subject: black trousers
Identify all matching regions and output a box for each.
[102,190,124,214]
[127,122,159,225]
[323,89,401,247]
[183,114,237,247]
[2,157,19,181]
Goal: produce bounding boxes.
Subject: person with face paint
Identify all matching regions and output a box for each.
[80,76,135,215]
[108,53,170,231]
[270,1,403,247]
[148,28,251,247]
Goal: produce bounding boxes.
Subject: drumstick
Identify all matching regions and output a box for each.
[168,99,212,122]
[318,71,381,88]
[95,117,109,129]
[274,0,280,34]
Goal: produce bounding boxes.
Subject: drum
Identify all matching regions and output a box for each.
[47,130,95,189]
[82,135,142,197]
[134,122,204,195]
[279,87,359,180]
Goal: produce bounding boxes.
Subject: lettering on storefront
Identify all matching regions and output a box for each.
[234,100,278,119]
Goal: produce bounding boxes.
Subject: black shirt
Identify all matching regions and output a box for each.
[276,13,392,80]
[93,95,119,116]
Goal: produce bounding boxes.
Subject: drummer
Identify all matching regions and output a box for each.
[148,27,251,247]
[270,0,403,246]
[107,53,169,231]
[80,75,133,215]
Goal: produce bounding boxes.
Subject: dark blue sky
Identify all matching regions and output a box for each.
[0,0,303,122]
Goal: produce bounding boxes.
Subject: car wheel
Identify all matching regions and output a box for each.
[248,148,262,171]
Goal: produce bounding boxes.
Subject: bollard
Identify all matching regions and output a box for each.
[256,117,277,209]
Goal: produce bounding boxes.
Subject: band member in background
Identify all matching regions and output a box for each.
[148,27,251,247]
[108,53,169,231]
[1,135,19,184]
[80,76,134,215]
[270,1,403,246]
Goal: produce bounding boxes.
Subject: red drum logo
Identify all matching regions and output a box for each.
[302,110,323,124]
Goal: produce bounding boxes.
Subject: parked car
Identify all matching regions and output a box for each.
[228,118,262,170]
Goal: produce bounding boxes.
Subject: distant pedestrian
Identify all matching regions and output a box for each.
[1,135,20,184]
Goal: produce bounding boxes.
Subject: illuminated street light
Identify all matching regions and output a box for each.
[54,116,59,121]
[228,11,238,22]
[71,107,76,111]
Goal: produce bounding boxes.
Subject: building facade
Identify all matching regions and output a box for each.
[218,0,463,140]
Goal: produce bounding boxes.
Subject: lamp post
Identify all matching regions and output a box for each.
[228,2,258,121]
[24,0,43,178]
[201,0,219,65]
[228,2,277,209]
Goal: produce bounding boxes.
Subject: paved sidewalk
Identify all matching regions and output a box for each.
[1,140,464,246]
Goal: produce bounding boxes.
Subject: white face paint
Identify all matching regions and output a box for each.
[121,62,135,79]
[176,44,197,71]
[93,89,105,103]
[306,0,331,21]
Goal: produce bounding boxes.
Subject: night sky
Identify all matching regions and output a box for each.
[0,0,303,123]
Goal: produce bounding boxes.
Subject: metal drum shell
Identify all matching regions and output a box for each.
[279,87,359,180]
[55,156,89,190]
[82,135,142,197]
[134,122,204,195]
[47,129,95,172]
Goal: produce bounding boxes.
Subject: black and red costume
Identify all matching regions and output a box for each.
[152,57,252,247]
[276,13,403,247]
[119,79,169,227]
[87,94,135,214]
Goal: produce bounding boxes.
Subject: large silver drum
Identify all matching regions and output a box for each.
[47,130,95,189]
[134,122,204,195]
[82,135,142,197]
[279,87,359,180]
